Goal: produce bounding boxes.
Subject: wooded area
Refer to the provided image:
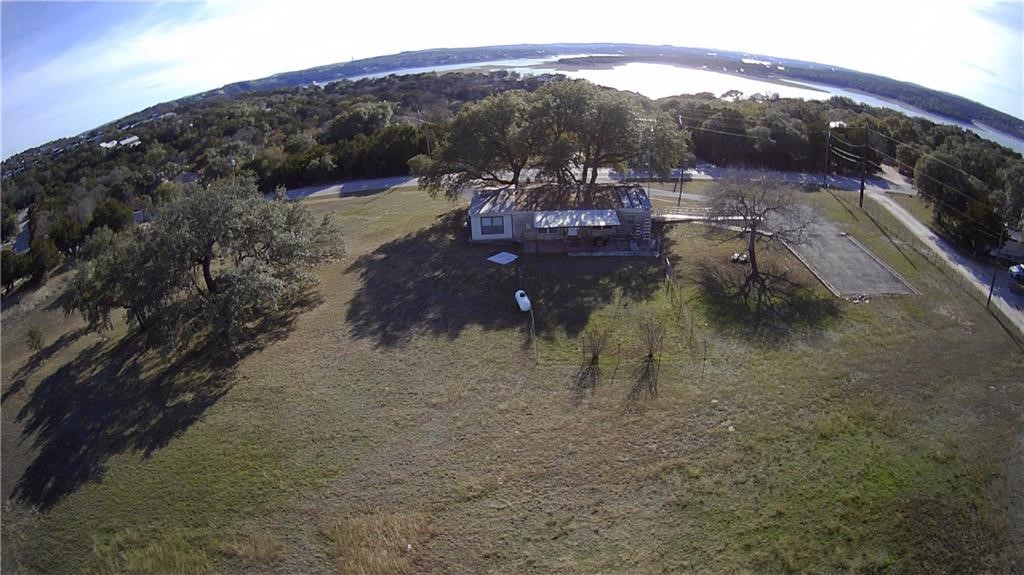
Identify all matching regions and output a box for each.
[2,70,1023,289]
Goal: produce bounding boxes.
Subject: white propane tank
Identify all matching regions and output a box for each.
[514,289,531,312]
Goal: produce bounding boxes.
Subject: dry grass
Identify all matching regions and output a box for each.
[324,512,432,575]
[90,531,212,575]
[2,184,1022,574]
[220,531,284,567]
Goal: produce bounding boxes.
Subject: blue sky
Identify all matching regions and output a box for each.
[2,0,1022,159]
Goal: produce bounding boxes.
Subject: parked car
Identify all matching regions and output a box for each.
[1010,264,1024,294]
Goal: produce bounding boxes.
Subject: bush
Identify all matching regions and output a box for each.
[26,325,44,352]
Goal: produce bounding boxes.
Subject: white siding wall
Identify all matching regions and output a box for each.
[470,214,513,241]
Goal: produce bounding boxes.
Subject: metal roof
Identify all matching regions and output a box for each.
[469,188,518,215]
[470,184,651,215]
[533,210,620,228]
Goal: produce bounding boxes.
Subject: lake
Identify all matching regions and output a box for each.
[359,57,1024,154]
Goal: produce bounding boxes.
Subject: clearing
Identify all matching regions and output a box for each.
[2,183,1022,574]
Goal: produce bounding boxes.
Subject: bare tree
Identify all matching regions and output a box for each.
[706,170,816,306]
[572,329,609,398]
[629,315,664,401]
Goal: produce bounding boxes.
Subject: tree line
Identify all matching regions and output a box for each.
[411,79,688,198]
[4,71,1022,292]
[662,92,1023,250]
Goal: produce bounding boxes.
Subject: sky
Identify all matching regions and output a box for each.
[2,0,1022,159]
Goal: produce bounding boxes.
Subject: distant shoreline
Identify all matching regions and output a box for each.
[529,58,831,94]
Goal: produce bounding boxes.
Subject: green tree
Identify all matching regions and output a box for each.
[66,176,344,350]
[49,213,85,256]
[647,111,690,177]
[320,100,393,145]
[89,198,133,233]
[415,90,537,198]
[28,237,61,282]
[575,90,647,185]
[914,152,1001,248]
[695,109,749,166]
[530,80,599,185]
[895,144,921,176]
[995,161,1024,230]
[1,248,29,292]
[1,203,19,241]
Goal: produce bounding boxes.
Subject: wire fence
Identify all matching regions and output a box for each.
[861,197,1024,349]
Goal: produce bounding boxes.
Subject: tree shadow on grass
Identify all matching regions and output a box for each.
[1,326,90,404]
[9,290,321,510]
[695,260,842,344]
[344,208,666,346]
[345,208,525,347]
[523,256,664,339]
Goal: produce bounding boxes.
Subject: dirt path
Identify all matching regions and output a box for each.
[866,189,1024,335]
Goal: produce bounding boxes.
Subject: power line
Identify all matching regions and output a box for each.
[828,131,861,150]
[677,113,1003,240]
[864,146,1000,240]
[867,144,993,213]
[866,128,992,191]
[680,123,766,141]
[829,145,861,164]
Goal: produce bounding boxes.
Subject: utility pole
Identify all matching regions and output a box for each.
[987,226,1006,308]
[677,115,685,207]
[676,163,685,207]
[859,148,867,208]
[823,121,847,190]
[822,127,831,189]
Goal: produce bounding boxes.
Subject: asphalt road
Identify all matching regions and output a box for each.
[867,188,1024,335]
[284,175,418,200]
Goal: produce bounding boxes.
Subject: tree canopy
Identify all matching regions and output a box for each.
[413,79,687,198]
[4,71,1021,262]
[65,176,344,351]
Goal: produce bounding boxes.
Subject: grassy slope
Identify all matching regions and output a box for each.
[2,185,1021,574]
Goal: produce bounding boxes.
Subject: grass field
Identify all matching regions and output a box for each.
[2,184,1022,573]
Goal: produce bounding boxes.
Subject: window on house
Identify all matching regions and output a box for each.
[480,216,505,235]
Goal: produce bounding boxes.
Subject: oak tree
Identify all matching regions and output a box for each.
[66,176,344,350]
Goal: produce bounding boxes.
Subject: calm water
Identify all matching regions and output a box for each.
[358,58,1024,153]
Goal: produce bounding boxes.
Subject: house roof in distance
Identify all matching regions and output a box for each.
[469,184,651,216]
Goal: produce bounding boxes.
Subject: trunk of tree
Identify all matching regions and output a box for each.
[202,249,218,294]
[747,223,759,281]
[589,165,599,185]
[133,308,148,330]
[511,165,523,187]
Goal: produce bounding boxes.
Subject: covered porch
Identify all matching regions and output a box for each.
[519,209,657,256]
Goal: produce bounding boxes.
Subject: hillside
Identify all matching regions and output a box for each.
[3,69,1023,265]
[204,43,1024,140]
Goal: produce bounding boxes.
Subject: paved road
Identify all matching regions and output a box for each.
[285,175,418,200]
[867,188,1024,334]
[683,163,917,195]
